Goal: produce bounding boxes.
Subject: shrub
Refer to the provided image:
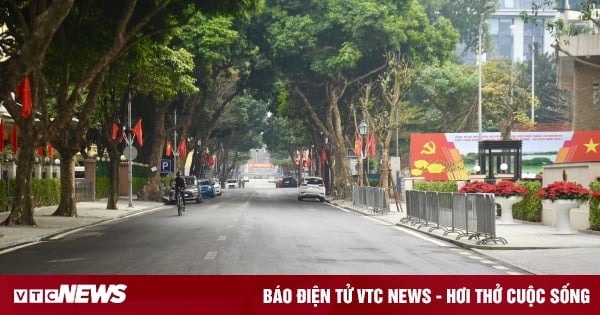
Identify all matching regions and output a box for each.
[512,180,542,222]
[589,181,600,230]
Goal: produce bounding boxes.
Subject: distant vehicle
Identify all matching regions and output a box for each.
[277,176,297,188]
[199,178,215,198]
[212,178,222,196]
[226,179,239,189]
[242,176,250,182]
[164,176,202,204]
[298,176,326,202]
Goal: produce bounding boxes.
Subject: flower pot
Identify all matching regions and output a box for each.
[543,199,581,234]
[495,196,523,224]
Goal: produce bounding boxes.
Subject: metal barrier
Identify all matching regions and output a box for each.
[352,185,388,214]
[405,190,507,245]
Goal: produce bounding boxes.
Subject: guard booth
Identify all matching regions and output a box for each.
[478,140,522,182]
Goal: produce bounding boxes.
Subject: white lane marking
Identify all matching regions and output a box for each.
[204,251,218,260]
[391,225,454,247]
[0,242,42,255]
[218,235,227,241]
[49,228,86,240]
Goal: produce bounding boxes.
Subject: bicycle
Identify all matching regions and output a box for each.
[176,188,185,216]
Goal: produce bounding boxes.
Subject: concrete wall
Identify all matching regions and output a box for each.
[540,162,600,230]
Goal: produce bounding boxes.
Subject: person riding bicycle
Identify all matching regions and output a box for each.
[174,171,186,209]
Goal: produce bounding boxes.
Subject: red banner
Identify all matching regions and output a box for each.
[0,275,597,315]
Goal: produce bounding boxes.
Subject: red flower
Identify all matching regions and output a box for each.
[494,181,529,198]
[459,181,495,194]
[536,181,591,201]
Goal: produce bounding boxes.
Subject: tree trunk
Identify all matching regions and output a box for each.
[379,145,390,207]
[331,97,353,200]
[139,104,167,201]
[107,149,120,209]
[1,137,37,226]
[52,155,77,217]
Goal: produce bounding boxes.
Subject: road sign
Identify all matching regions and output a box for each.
[124,145,138,161]
[161,159,172,173]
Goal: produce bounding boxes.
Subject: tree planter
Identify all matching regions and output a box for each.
[543,199,582,234]
[495,196,523,224]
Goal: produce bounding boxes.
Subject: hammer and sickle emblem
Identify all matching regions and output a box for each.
[420,141,436,155]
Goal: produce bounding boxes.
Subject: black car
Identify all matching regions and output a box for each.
[278,176,298,188]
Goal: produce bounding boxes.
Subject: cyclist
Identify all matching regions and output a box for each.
[174,171,186,210]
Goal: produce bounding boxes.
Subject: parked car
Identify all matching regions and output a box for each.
[164,176,202,204]
[277,176,297,188]
[212,178,222,196]
[198,178,215,198]
[298,176,326,202]
[226,179,239,189]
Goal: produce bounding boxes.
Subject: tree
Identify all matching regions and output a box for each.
[359,54,419,205]
[482,58,532,139]
[1,0,263,225]
[411,63,478,132]
[254,0,458,199]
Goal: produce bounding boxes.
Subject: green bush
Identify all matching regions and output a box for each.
[32,178,61,206]
[511,180,542,222]
[413,180,459,192]
[96,177,110,199]
[589,181,600,230]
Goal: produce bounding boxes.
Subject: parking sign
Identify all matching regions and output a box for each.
[160,159,172,173]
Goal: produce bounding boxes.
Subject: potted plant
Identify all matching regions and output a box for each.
[458,181,495,194]
[536,181,591,234]
[493,181,528,224]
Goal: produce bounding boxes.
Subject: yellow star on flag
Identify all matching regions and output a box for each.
[584,138,599,153]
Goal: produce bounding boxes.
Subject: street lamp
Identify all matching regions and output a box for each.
[477,1,497,141]
[358,120,368,185]
[531,33,535,125]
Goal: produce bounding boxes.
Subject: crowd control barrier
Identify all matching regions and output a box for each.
[403,190,506,245]
[352,185,388,214]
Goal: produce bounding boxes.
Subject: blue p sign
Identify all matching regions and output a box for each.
[161,159,172,173]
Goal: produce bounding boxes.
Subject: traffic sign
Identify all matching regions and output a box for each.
[124,145,138,161]
[160,159,172,173]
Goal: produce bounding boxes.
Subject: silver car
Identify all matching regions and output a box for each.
[297,176,326,202]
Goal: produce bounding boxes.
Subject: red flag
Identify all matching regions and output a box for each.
[321,147,327,167]
[165,139,172,157]
[0,121,5,151]
[133,119,143,147]
[111,123,119,140]
[10,123,18,153]
[366,133,377,158]
[48,143,54,158]
[16,76,32,119]
[178,139,187,157]
[208,154,215,167]
[354,131,362,157]
[38,146,43,156]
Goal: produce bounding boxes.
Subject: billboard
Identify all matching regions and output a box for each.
[410,131,600,181]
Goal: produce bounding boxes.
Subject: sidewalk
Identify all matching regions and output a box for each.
[0,198,166,252]
[1,197,600,252]
[327,198,600,250]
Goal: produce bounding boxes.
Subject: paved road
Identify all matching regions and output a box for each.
[0,182,522,275]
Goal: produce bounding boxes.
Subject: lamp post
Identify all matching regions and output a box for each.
[531,34,535,125]
[510,24,515,109]
[477,1,497,141]
[358,120,368,186]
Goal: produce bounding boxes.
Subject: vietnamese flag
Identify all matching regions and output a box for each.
[354,131,362,157]
[48,142,54,158]
[555,131,600,163]
[0,121,5,151]
[16,76,32,119]
[178,139,187,157]
[10,123,18,153]
[366,133,377,158]
[165,139,173,157]
[133,119,143,147]
[320,147,327,167]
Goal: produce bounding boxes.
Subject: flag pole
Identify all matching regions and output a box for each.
[127,93,133,208]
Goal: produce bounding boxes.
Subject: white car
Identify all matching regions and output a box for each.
[297,176,326,202]
[226,179,239,189]
[212,178,222,196]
